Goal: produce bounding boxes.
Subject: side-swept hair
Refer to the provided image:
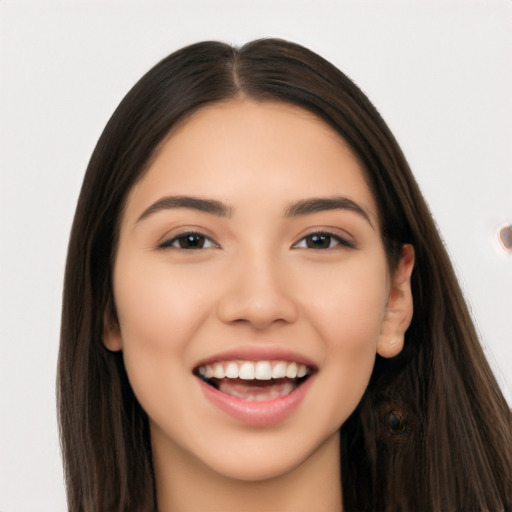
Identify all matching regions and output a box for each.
[58,39,511,511]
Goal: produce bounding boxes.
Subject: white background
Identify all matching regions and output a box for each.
[1,1,511,511]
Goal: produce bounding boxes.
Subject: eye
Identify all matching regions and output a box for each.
[159,232,218,250]
[293,232,355,250]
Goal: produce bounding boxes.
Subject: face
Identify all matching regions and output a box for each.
[106,100,412,482]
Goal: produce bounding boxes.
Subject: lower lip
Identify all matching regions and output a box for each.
[198,375,315,427]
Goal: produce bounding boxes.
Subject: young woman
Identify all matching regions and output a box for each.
[58,39,512,511]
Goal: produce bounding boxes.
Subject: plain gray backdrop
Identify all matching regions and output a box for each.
[1,1,511,510]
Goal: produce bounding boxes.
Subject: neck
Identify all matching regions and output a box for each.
[152,430,343,512]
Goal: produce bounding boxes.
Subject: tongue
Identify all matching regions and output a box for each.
[216,378,296,401]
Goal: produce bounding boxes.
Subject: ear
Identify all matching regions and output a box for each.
[377,244,415,359]
[102,298,123,352]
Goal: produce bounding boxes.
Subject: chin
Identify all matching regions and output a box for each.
[204,450,310,482]
[196,428,340,483]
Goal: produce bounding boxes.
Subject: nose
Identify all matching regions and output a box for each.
[216,253,299,330]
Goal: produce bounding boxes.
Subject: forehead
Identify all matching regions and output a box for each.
[122,99,378,226]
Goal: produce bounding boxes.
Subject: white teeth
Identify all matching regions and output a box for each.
[271,361,287,379]
[239,362,255,380]
[213,363,225,379]
[205,365,214,379]
[225,361,239,378]
[198,360,311,381]
[286,362,298,378]
[297,364,307,378]
[254,361,272,380]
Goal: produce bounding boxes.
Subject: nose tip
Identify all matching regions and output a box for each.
[216,266,299,330]
[225,298,298,330]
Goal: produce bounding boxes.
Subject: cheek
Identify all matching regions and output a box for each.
[113,257,210,351]
[316,283,385,371]
[111,257,214,407]
[303,255,389,348]
[301,259,389,421]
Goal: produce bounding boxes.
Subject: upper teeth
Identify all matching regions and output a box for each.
[198,361,309,381]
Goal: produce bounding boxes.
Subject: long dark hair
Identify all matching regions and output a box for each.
[58,39,511,511]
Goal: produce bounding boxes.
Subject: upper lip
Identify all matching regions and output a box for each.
[192,345,318,371]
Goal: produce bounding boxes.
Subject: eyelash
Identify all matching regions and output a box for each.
[158,231,355,251]
[158,231,218,250]
[293,231,356,250]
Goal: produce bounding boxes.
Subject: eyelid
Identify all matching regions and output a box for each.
[156,229,219,250]
[292,229,357,250]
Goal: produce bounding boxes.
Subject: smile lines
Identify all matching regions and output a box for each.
[197,360,310,381]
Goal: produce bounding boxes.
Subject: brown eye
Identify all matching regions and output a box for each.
[160,232,217,250]
[306,234,332,249]
[293,232,356,250]
[178,234,206,249]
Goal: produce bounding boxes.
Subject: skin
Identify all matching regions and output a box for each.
[104,99,414,512]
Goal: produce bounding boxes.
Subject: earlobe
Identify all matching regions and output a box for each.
[103,323,123,352]
[377,244,415,359]
[102,300,123,352]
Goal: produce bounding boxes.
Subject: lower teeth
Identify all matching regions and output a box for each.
[214,378,300,401]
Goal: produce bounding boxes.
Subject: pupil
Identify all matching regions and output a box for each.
[307,234,330,249]
[181,234,204,249]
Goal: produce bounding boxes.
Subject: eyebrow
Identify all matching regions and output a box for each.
[136,195,232,223]
[284,196,373,228]
[136,194,373,228]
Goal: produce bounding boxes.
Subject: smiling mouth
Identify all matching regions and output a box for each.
[194,360,313,402]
